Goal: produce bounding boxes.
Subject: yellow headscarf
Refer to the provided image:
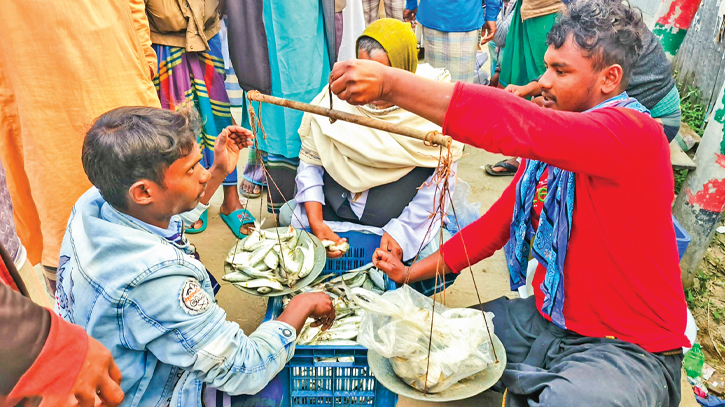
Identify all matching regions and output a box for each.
[356,18,418,73]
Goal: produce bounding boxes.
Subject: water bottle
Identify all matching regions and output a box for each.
[684,343,705,379]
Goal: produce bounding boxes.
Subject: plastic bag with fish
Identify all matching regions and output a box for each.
[350,285,495,393]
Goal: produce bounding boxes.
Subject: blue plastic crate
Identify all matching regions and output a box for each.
[264,231,397,407]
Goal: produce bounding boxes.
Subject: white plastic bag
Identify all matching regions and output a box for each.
[446,179,481,234]
[350,285,495,393]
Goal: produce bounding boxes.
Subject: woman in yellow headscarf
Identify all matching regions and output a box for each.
[280,18,464,295]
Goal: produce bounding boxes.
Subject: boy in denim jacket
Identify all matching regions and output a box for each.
[55,106,334,407]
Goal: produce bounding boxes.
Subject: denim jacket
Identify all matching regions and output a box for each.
[55,188,296,407]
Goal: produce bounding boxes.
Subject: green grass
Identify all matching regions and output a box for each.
[672,79,707,195]
[676,81,707,136]
[675,169,688,195]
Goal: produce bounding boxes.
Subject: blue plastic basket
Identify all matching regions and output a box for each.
[672,215,691,261]
[264,231,397,407]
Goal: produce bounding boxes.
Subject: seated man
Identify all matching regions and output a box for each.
[330,0,688,405]
[55,106,335,407]
[280,18,464,296]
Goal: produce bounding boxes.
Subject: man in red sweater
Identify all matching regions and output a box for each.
[329,0,688,405]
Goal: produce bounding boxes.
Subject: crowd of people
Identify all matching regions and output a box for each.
[0,0,690,406]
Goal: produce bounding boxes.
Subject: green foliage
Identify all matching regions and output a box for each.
[675,169,688,195]
[676,80,707,136]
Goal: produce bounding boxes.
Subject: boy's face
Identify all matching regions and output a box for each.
[154,143,211,216]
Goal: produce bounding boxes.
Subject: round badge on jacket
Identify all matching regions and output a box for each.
[179,278,212,315]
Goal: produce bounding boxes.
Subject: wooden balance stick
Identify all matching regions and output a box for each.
[246,90,453,148]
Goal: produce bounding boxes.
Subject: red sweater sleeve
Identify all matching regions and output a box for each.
[441,83,665,180]
[442,162,524,273]
[5,311,88,405]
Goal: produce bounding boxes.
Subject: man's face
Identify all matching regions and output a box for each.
[537,35,603,112]
[154,143,210,216]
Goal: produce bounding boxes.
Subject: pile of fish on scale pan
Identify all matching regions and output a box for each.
[222,220,317,294]
[284,263,388,346]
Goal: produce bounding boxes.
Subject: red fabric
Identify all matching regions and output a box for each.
[5,310,88,405]
[0,260,19,292]
[441,82,688,353]
[531,167,548,229]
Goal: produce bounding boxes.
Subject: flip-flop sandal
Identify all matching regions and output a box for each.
[484,160,519,177]
[220,209,256,239]
[185,209,208,234]
[240,184,264,199]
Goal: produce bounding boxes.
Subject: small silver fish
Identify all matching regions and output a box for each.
[263,251,280,270]
[222,271,252,283]
[236,265,276,280]
[321,240,350,254]
[235,278,284,291]
[369,268,386,290]
[298,325,321,345]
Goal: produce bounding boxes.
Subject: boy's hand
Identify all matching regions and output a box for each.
[211,126,254,176]
[295,292,336,330]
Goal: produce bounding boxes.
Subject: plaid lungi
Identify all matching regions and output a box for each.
[362,0,405,26]
[422,25,479,83]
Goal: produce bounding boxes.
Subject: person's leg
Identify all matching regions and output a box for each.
[503,339,683,407]
[241,148,266,197]
[383,0,405,21]
[264,154,300,216]
[485,157,520,176]
[220,168,243,218]
[421,27,479,83]
[476,296,549,367]
[362,0,381,26]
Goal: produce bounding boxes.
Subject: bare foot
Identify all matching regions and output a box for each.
[189,219,203,230]
[240,179,262,196]
[490,157,520,174]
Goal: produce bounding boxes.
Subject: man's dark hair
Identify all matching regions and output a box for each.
[82,105,200,210]
[547,0,645,86]
[357,36,385,58]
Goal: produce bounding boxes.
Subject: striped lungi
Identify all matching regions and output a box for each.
[153,34,237,186]
[421,25,479,83]
[649,85,682,142]
[362,0,405,26]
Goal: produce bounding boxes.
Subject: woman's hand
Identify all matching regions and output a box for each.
[310,222,347,259]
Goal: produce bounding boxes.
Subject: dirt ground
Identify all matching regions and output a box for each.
[187,146,698,407]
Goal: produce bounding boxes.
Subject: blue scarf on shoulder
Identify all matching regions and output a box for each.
[504,92,650,329]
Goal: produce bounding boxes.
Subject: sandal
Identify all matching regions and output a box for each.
[185,209,208,234]
[220,209,256,239]
[240,182,264,199]
[484,160,519,177]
